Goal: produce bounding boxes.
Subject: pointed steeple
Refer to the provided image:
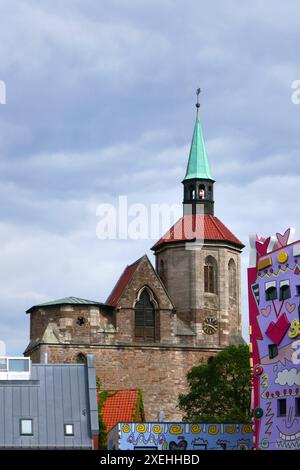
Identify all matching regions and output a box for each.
[184,117,212,181]
[182,89,215,216]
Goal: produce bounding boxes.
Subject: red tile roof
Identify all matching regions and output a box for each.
[101,389,143,432]
[106,257,142,306]
[152,214,244,250]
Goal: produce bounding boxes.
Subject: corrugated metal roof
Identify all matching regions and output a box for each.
[26,296,109,314]
[0,355,98,449]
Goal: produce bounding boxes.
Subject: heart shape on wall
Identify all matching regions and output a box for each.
[260,305,271,317]
[286,302,296,313]
[265,313,290,345]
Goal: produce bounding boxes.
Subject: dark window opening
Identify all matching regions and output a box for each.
[268,344,278,359]
[76,316,86,326]
[265,286,277,301]
[76,353,87,364]
[228,259,237,299]
[296,398,300,417]
[160,259,166,285]
[296,285,300,296]
[277,398,287,417]
[204,257,217,294]
[135,290,156,342]
[280,284,291,301]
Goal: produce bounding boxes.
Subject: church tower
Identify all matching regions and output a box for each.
[24,93,245,421]
[152,92,244,348]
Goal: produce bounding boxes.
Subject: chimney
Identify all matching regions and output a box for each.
[43,352,48,364]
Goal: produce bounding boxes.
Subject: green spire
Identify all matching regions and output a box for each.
[184,117,212,181]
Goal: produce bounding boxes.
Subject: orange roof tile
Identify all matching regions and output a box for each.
[101,389,143,432]
[152,214,244,250]
[106,257,142,306]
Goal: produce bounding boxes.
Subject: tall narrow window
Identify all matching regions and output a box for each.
[268,344,278,359]
[265,281,277,301]
[135,289,156,342]
[296,398,300,417]
[159,259,166,285]
[277,399,287,417]
[228,259,236,299]
[199,184,205,199]
[204,256,217,294]
[279,280,291,301]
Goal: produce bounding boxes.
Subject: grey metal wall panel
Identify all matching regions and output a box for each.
[37,365,47,447]
[4,387,13,447]
[53,366,64,445]
[46,366,56,447]
[77,365,90,446]
[0,388,4,443]
[0,362,95,448]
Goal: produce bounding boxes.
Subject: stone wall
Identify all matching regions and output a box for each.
[28,343,218,421]
[155,242,242,347]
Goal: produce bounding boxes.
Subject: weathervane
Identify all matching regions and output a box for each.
[196,88,201,118]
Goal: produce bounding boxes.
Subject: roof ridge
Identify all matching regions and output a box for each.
[128,255,145,268]
[106,256,144,305]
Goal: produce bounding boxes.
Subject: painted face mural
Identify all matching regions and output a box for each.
[248,229,300,450]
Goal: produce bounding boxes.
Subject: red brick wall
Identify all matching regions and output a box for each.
[28,343,217,421]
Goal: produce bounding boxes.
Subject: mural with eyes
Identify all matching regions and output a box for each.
[248,228,300,450]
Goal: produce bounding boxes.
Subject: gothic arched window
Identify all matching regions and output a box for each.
[228,259,237,299]
[135,288,156,342]
[204,256,217,294]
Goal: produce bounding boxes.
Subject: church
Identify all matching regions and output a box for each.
[24,99,244,421]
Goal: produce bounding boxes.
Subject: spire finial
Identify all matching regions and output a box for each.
[196,88,201,118]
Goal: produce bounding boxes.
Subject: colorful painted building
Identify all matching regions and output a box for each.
[107,422,253,451]
[248,228,300,450]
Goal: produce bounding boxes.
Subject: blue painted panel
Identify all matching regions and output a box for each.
[108,422,253,450]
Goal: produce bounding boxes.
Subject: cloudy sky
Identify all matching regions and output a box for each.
[0,0,299,355]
